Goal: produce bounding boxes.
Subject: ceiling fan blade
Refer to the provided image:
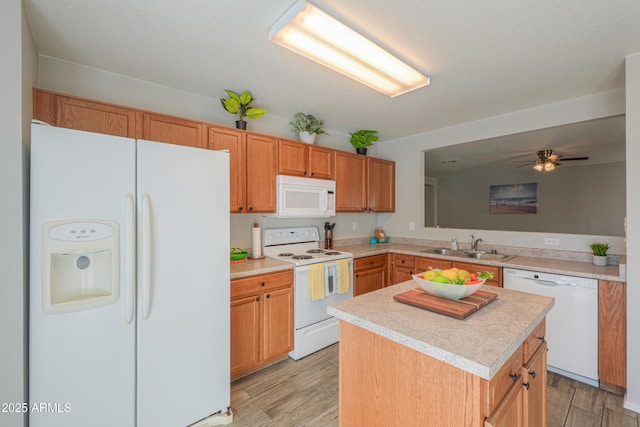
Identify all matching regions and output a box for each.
[559,156,589,161]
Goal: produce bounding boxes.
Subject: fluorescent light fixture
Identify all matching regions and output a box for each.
[269,0,430,97]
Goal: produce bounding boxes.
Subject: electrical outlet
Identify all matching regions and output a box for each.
[409,221,415,230]
[544,238,560,246]
[352,221,357,231]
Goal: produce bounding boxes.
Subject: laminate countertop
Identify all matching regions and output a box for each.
[328,281,554,380]
[339,243,625,281]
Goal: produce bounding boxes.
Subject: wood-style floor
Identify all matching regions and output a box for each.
[229,344,638,427]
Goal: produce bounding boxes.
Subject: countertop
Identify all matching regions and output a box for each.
[339,243,625,281]
[230,242,625,281]
[230,257,293,279]
[328,281,554,380]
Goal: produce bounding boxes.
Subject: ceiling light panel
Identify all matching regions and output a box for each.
[269,0,429,97]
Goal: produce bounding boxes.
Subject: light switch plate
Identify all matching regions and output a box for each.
[544,238,560,246]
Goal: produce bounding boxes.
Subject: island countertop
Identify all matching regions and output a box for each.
[328,281,554,381]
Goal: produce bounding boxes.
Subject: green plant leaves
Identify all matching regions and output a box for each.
[350,129,379,148]
[220,89,266,121]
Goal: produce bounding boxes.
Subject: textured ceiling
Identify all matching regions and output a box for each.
[23,0,640,142]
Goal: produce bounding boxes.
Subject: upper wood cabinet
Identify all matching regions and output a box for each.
[208,127,277,213]
[367,157,395,212]
[278,139,334,179]
[335,150,395,213]
[34,89,137,138]
[208,126,247,212]
[246,133,278,213]
[140,112,207,148]
[335,151,367,212]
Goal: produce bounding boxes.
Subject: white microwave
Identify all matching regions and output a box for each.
[268,175,336,218]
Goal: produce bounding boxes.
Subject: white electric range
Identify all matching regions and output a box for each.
[263,227,353,360]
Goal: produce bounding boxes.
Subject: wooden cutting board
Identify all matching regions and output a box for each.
[393,288,498,319]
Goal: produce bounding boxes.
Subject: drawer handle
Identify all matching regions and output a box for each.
[523,381,530,390]
[537,335,545,342]
[528,369,536,379]
[509,373,518,382]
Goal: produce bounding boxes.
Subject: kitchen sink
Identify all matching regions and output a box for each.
[465,252,514,261]
[420,248,467,256]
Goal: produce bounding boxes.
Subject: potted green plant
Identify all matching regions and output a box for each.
[220,90,266,130]
[290,113,328,144]
[349,129,379,155]
[589,243,610,266]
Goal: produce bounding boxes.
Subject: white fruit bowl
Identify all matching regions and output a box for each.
[412,274,486,300]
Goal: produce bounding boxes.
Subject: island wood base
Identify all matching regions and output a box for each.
[338,321,547,427]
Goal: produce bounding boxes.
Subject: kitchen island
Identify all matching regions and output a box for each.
[328,281,554,426]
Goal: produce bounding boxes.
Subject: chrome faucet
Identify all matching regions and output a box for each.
[470,235,483,251]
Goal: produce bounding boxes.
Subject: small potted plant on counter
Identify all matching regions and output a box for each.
[220,89,266,130]
[290,113,328,144]
[589,243,610,266]
[349,129,379,155]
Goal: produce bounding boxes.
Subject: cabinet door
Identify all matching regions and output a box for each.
[391,265,414,285]
[598,280,626,392]
[262,287,294,360]
[354,267,386,296]
[246,134,277,213]
[335,151,367,212]
[485,382,524,427]
[523,343,547,427]
[367,157,395,212]
[230,294,261,378]
[278,139,308,177]
[308,145,335,179]
[209,126,247,213]
[56,95,137,138]
[142,112,206,148]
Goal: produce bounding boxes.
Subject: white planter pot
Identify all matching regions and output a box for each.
[593,255,608,266]
[298,131,316,144]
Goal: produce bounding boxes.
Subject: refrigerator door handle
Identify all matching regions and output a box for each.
[141,193,152,319]
[124,193,135,324]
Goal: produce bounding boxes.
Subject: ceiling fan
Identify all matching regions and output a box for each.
[515,149,589,173]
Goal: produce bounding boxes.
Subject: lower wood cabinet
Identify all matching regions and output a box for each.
[391,255,503,287]
[485,323,547,427]
[354,254,387,296]
[230,270,294,381]
[390,254,416,285]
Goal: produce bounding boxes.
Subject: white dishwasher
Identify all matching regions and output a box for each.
[503,268,598,387]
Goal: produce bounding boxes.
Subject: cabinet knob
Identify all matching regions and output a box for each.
[238,206,243,211]
[304,171,307,175]
[248,206,254,211]
[266,294,270,299]
[537,335,545,342]
[509,373,518,382]
[355,274,359,278]
[256,296,259,301]
[522,381,530,390]
[261,282,265,286]
[310,172,314,176]
[528,370,536,379]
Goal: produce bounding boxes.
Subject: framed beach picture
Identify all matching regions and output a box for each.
[490,183,538,214]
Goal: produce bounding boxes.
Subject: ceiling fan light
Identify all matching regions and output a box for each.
[269,0,430,97]
[544,161,555,172]
[533,162,544,172]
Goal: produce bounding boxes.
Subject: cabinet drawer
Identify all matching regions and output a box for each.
[231,270,293,298]
[454,262,502,287]
[415,256,452,272]
[391,254,415,267]
[523,319,546,364]
[485,345,523,415]
[354,254,387,272]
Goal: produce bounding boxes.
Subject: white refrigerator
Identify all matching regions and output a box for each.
[29,123,230,427]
